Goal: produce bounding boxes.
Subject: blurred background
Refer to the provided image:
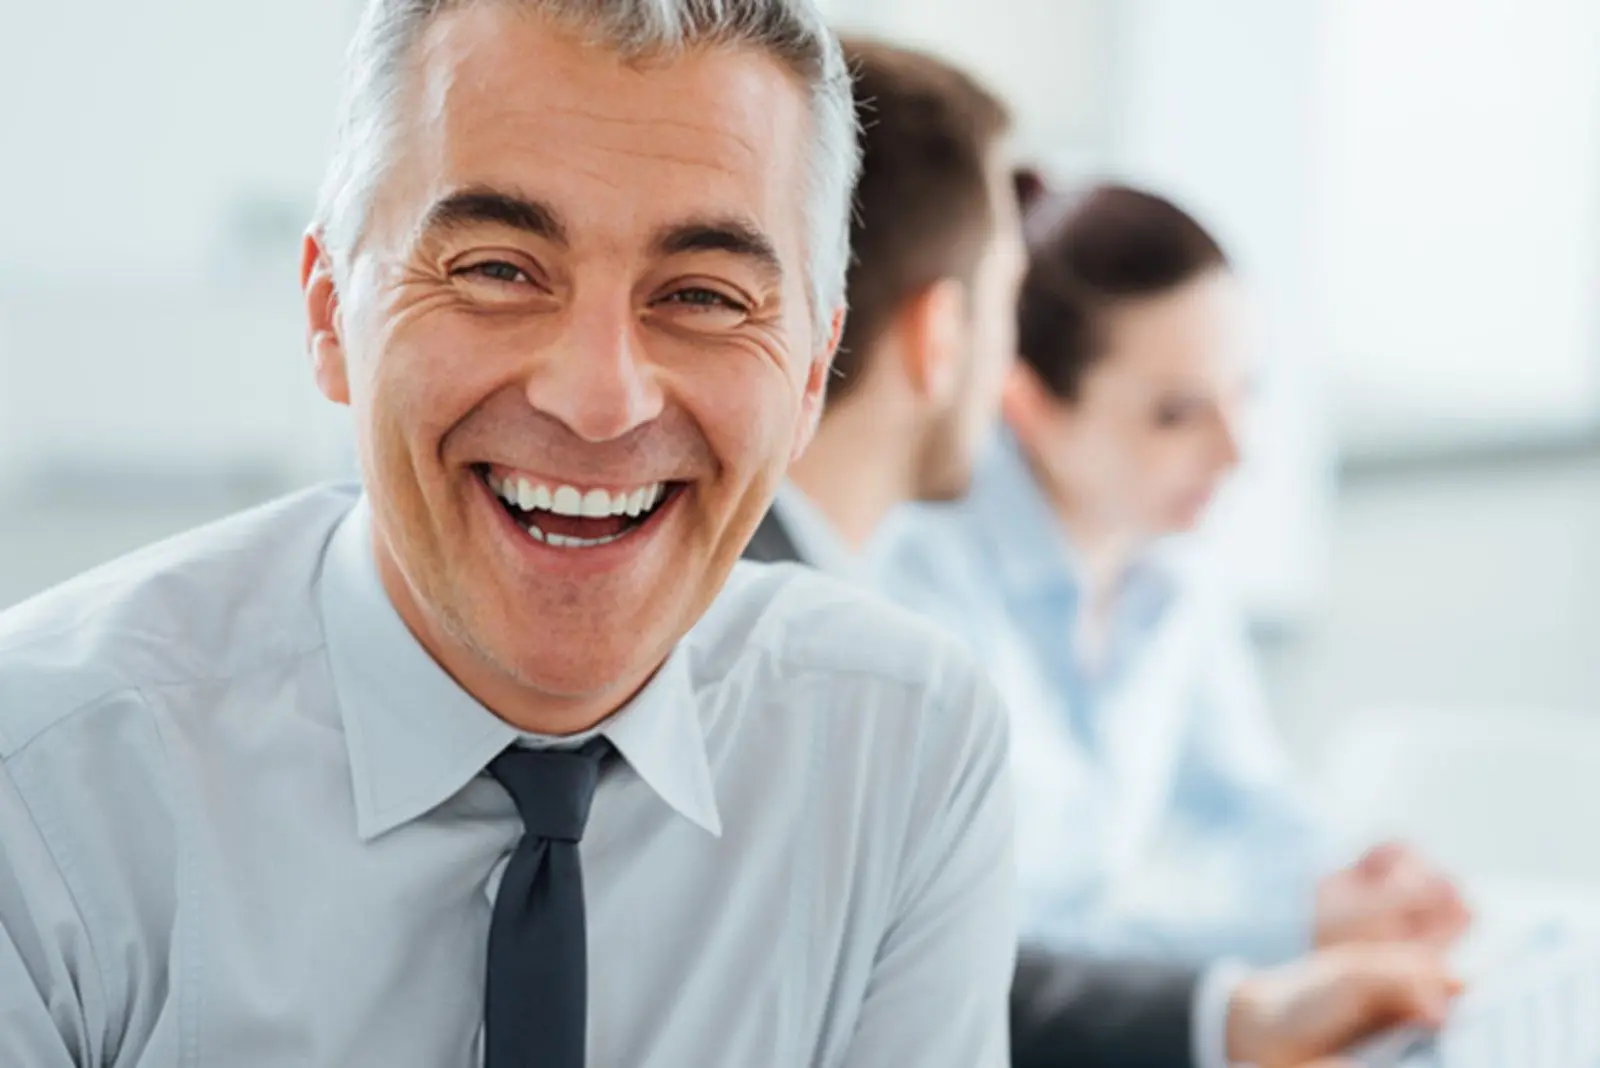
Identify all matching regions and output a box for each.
[5,0,1600,909]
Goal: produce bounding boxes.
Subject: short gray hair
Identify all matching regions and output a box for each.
[315,0,859,328]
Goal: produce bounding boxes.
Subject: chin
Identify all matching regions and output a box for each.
[513,600,675,689]
[916,463,976,505]
[1165,501,1211,533]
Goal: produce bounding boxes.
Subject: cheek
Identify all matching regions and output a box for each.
[670,351,802,481]
[354,318,494,480]
[1142,438,1208,499]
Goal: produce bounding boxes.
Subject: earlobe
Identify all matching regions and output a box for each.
[301,230,351,407]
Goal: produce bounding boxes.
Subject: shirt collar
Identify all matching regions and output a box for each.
[317,497,722,841]
[968,429,1084,601]
[772,481,864,580]
[970,429,1181,623]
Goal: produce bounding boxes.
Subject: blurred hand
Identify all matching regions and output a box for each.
[1226,943,1462,1068]
[1316,841,1472,950]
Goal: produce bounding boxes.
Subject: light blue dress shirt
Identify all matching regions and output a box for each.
[875,431,1336,968]
[0,484,1016,1066]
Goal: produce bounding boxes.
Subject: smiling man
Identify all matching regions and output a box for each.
[0,3,1016,1066]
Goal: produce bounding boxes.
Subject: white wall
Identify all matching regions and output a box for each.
[0,1,360,493]
[1104,0,1334,622]
[0,306,17,496]
[830,0,1113,171]
[1316,0,1600,456]
[0,0,355,285]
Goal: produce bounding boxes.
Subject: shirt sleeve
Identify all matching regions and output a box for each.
[0,759,100,1067]
[1192,960,1250,1068]
[840,662,1017,1068]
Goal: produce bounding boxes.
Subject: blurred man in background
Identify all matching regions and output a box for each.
[0,3,1019,1065]
[877,177,1470,968]
[746,37,1460,1068]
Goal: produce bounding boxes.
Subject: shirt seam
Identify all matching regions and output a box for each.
[0,640,328,761]
[727,635,968,700]
[2,692,135,1060]
[138,685,204,1068]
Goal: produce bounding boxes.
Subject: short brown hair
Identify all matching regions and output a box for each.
[1018,181,1229,402]
[830,39,1011,406]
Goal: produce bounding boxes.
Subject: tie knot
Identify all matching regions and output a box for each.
[489,739,610,843]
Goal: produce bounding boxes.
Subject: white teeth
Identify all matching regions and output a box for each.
[524,523,546,543]
[489,472,667,518]
[539,530,625,549]
[551,486,584,516]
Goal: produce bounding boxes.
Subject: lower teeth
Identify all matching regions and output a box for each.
[525,525,625,549]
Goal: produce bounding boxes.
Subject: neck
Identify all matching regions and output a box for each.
[1065,524,1141,614]
[788,404,919,551]
[1015,439,1141,609]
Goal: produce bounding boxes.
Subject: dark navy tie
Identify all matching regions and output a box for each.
[484,740,609,1068]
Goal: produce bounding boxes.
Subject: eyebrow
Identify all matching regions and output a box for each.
[418,193,783,285]
[418,187,570,246]
[652,217,784,286]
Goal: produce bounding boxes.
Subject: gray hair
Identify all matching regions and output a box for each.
[314,0,859,329]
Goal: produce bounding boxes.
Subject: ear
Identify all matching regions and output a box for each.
[301,229,351,407]
[790,305,847,462]
[899,278,966,406]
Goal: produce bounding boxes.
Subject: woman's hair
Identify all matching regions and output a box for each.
[1015,177,1229,402]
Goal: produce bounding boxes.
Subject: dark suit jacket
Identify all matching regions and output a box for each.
[743,505,1201,1068]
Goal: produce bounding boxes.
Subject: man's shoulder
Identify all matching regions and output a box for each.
[693,561,1010,847]
[693,560,997,711]
[0,483,359,757]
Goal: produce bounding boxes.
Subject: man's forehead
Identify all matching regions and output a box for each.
[407,8,811,226]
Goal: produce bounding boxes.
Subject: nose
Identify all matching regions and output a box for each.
[525,290,665,443]
[1212,405,1244,472]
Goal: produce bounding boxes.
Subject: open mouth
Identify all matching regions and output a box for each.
[477,465,680,550]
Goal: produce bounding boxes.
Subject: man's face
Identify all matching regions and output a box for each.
[917,151,1026,500]
[306,8,832,726]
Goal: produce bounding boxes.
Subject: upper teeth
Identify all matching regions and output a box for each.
[490,475,665,518]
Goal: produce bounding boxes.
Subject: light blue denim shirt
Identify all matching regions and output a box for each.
[0,484,1016,1067]
[876,430,1336,968]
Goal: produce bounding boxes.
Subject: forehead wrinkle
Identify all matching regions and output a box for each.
[587,142,748,176]
[543,104,760,165]
[448,100,761,181]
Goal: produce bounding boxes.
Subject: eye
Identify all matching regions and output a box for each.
[455,260,532,285]
[661,287,748,313]
[1154,400,1199,428]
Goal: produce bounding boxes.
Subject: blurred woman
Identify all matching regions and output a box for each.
[876,177,1468,967]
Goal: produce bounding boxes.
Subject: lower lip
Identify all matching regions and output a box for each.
[477,476,681,576]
